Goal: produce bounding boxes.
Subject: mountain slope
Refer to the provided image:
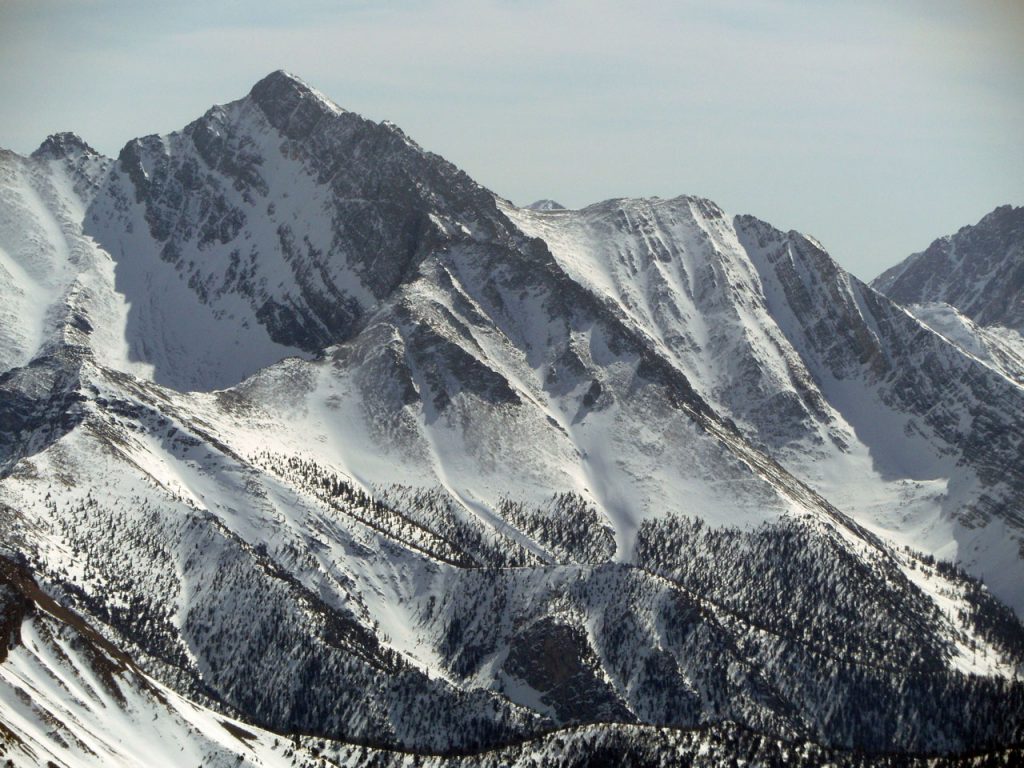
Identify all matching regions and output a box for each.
[873,205,1024,333]
[1,71,1024,762]
[0,136,130,379]
[508,198,1024,615]
[0,554,354,768]
[872,205,1024,387]
[899,302,1024,386]
[4,357,1022,755]
[4,553,1021,766]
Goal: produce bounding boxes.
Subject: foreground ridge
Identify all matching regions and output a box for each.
[2,555,1021,767]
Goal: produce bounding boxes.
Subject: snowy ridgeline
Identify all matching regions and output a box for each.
[873,204,1024,334]
[2,71,1024,764]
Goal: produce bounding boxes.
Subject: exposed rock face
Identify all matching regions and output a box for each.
[526,199,567,211]
[92,70,519,388]
[873,205,1024,332]
[31,131,99,161]
[0,350,86,475]
[502,616,631,723]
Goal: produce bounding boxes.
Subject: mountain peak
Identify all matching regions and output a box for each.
[251,68,311,95]
[872,203,1024,331]
[526,199,566,211]
[973,202,1022,232]
[247,70,346,137]
[31,132,98,160]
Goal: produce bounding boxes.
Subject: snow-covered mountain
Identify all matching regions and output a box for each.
[506,197,1024,611]
[872,205,1024,386]
[2,71,1023,765]
[873,205,1024,333]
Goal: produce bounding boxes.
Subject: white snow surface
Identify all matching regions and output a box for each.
[0,152,76,373]
[0,618,297,767]
[907,301,1024,386]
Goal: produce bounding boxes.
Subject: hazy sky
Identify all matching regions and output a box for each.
[1,0,1021,279]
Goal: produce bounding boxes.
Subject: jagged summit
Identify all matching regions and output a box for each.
[526,199,567,211]
[873,204,1024,332]
[246,68,347,135]
[31,131,98,160]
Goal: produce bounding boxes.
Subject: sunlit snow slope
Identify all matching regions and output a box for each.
[507,197,1024,615]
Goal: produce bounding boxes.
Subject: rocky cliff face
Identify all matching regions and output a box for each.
[86,70,521,391]
[873,205,1024,332]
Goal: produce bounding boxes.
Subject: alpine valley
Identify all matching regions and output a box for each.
[1,71,1022,767]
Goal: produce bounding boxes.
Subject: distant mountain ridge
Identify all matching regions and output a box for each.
[872,204,1024,386]
[1,71,1023,766]
[873,204,1024,332]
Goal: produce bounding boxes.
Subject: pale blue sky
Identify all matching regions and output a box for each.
[1,0,1021,279]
